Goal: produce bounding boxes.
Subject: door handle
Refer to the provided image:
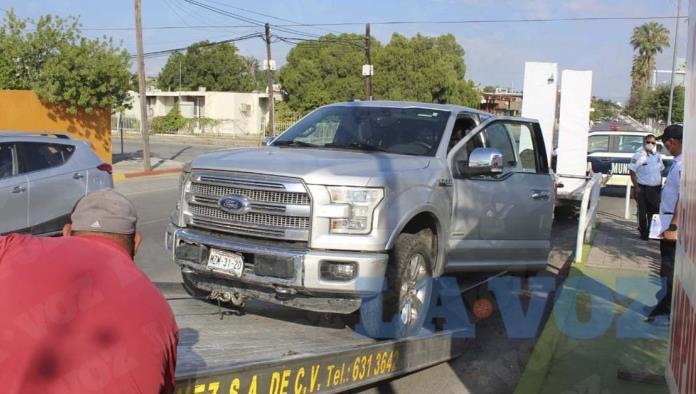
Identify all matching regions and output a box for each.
[73,172,85,180]
[12,185,26,194]
[531,191,551,200]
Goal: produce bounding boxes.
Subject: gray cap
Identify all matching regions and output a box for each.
[71,189,137,234]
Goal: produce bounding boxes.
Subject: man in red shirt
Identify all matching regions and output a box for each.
[0,189,179,393]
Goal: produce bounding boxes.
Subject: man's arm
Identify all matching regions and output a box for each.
[663,198,680,241]
[629,170,641,192]
[628,152,641,192]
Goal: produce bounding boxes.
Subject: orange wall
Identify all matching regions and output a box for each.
[0,90,112,163]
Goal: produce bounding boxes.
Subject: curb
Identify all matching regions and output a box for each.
[113,167,182,181]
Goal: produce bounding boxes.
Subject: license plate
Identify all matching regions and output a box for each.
[207,249,244,277]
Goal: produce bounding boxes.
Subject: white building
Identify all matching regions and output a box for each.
[123,88,283,136]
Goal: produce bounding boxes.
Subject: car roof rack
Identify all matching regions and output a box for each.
[0,131,71,139]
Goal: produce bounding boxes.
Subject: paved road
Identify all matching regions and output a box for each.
[115,174,182,282]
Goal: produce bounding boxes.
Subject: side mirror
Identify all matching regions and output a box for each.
[264,136,275,146]
[457,147,504,176]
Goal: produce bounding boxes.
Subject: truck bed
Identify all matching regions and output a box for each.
[162,283,468,394]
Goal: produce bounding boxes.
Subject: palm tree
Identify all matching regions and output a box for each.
[629,22,671,99]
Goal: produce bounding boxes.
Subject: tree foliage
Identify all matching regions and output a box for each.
[590,97,621,121]
[628,84,684,124]
[0,10,132,114]
[628,22,670,109]
[278,33,480,113]
[277,34,368,113]
[158,41,263,92]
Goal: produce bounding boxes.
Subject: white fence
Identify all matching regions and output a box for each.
[574,173,603,262]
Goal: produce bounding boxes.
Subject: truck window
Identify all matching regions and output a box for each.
[508,124,538,173]
[295,115,340,145]
[482,123,517,170]
[588,135,610,153]
[275,106,450,156]
[447,116,477,153]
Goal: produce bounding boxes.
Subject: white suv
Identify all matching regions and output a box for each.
[0,132,113,235]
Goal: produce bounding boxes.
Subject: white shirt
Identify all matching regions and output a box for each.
[628,148,664,186]
[660,154,682,214]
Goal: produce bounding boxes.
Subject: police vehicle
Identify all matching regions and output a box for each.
[587,128,673,186]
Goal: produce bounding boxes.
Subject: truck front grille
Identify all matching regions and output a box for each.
[191,183,310,205]
[187,171,311,242]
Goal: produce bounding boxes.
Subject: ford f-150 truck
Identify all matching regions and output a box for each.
[166,100,554,335]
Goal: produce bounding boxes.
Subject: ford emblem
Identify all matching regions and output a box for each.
[219,195,250,215]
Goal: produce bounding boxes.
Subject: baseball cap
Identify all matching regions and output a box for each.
[657,124,683,141]
[70,189,138,234]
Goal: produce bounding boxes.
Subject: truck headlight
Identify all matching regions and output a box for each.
[327,186,383,234]
[175,163,192,226]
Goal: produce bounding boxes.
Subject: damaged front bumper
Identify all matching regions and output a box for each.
[165,224,389,314]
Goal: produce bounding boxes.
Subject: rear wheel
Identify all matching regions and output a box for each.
[358,230,434,338]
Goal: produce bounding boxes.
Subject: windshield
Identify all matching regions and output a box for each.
[273,106,450,156]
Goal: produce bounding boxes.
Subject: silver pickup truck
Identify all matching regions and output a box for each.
[166,100,554,335]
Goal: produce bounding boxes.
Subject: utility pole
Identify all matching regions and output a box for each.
[134,0,151,171]
[265,23,275,136]
[364,23,372,100]
[179,61,182,92]
[667,0,682,125]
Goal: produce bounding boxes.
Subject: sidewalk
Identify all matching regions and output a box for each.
[112,156,184,181]
[515,208,670,393]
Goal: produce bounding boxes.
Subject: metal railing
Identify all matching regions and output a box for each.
[574,173,603,263]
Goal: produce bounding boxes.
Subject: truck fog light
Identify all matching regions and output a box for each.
[320,261,357,281]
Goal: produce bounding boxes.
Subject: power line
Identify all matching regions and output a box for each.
[275,36,365,50]
[275,15,687,27]
[135,32,263,58]
[79,25,257,31]
[194,0,343,35]
[54,14,689,32]
[181,0,323,39]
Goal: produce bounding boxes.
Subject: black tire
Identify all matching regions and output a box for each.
[181,270,210,298]
[357,229,434,339]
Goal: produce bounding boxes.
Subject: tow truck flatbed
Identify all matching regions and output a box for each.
[163,283,468,394]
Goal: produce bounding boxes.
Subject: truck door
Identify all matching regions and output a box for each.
[446,118,553,271]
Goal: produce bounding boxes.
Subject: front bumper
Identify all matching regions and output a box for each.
[165,224,388,311]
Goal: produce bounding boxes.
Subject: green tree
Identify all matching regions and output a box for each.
[630,84,684,123]
[374,33,479,107]
[158,41,259,92]
[277,34,368,113]
[590,97,621,121]
[628,22,670,109]
[278,33,480,113]
[0,10,131,114]
[482,86,496,93]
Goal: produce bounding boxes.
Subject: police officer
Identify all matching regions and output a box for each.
[647,124,683,320]
[628,134,664,240]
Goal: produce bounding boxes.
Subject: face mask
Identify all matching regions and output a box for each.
[645,143,656,152]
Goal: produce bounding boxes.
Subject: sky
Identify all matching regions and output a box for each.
[3,0,688,104]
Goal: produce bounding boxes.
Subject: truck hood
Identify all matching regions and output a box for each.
[190,147,430,186]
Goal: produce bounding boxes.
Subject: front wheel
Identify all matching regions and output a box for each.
[358,230,434,338]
